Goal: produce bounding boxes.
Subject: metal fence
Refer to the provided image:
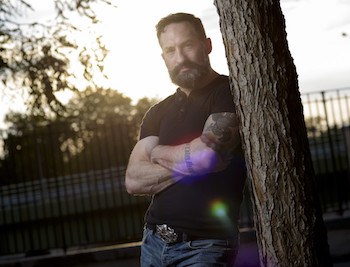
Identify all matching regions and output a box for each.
[0,120,150,256]
[1,88,350,258]
[302,89,350,214]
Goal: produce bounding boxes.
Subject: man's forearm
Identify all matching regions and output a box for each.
[125,160,182,195]
[151,137,225,176]
[125,136,183,196]
[150,112,241,175]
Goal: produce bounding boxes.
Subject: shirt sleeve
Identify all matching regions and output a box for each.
[139,105,159,140]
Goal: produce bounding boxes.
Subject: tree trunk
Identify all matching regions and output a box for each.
[214,1,332,266]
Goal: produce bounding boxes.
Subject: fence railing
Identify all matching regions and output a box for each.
[1,88,350,257]
[301,88,350,214]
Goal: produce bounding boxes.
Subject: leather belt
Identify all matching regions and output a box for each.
[147,223,200,244]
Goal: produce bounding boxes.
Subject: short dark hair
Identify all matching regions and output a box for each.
[156,13,207,41]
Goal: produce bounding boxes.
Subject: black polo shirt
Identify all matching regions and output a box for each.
[140,75,246,239]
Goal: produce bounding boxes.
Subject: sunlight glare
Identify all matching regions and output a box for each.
[94,0,227,102]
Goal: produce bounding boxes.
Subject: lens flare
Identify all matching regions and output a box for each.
[211,200,228,219]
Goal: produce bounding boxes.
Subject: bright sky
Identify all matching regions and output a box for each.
[1,0,350,128]
[98,0,350,101]
[97,0,229,101]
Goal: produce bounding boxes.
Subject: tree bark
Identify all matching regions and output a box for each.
[214,1,332,266]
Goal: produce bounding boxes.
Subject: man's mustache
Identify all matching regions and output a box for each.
[173,61,199,74]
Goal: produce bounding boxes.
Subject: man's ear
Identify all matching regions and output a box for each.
[206,38,213,54]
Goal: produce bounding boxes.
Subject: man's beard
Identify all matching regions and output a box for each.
[169,60,210,89]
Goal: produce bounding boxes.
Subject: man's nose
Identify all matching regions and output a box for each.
[174,49,187,64]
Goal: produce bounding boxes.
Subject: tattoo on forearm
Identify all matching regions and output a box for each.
[207,112,235,141]
[201,112,238,154]
[184,143,195,174]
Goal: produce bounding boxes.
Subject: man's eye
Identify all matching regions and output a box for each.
[164,48,175,54]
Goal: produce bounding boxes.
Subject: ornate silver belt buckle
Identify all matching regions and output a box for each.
[156,224,178,244]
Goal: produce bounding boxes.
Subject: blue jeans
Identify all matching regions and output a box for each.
[141,228,239,267]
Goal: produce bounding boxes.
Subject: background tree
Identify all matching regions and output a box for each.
[61,87,158,172]
[0,0,112,117]
[0,87,157,185]
[0,0,160,185]
[214,0,332,266]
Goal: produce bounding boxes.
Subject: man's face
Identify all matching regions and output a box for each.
[159,21,211,89]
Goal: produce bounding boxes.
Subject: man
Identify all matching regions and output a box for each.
[125,12,246,267]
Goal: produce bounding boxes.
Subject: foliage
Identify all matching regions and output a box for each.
[305,116,325,135]
[0,87,159,184]
[0,0,113,117]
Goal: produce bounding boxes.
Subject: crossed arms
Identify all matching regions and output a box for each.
[125,112,241,196]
